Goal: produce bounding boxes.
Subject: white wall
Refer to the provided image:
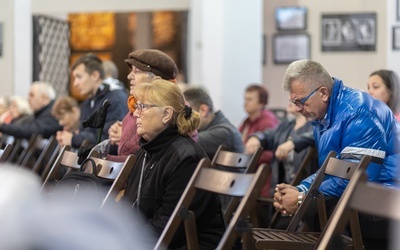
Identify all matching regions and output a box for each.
[0,0,15,95]
[188,0,263,126]
[264,0,394,110]
[387,0,400,73]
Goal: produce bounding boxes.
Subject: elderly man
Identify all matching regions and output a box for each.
[0,81,62,139]
[247,59,400,249]
[56,53,128,149]
[106,49,182,162]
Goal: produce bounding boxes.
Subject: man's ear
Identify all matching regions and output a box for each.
[91,70,101,81]
[198,104,209,116]
[320,87,330,102]
[162,106,174,124]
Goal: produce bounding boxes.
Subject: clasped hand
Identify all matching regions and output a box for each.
[273,183,300,216]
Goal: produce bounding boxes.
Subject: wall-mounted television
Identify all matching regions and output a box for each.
[275,6,307,31]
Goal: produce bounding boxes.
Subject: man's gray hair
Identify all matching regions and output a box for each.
[32,81,56,100]
[283,59,334,92]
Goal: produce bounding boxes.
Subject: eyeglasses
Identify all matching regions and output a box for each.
[290,86,322,109]
[134,103,158,115]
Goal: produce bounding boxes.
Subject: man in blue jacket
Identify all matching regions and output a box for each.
[252,59,399,249]
[56,53,128,149]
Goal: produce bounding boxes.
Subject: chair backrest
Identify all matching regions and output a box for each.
[7,135,34,163]
[211,144,263,174]
[89,154,136,209]
[30,135,59,174]
[286,151,371,232]
[41,145,82,191]
[155,158,269,250]
[0,144,13,162]
[269,108,287,121]
[316,171,400,249]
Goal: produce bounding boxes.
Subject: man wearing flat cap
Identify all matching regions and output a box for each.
[107,49,185,162]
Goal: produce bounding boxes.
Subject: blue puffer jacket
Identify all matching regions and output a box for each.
[297,78,400,197]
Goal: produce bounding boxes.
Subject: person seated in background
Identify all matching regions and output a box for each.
[107,49,197,162]
[269,59,399,250]
[239,84,280,204]
[102,60,126,91]
[7,96,33,125]
[52,96,81,133]
[183,87,244,160]
[0,96,12,124]
[0,82,62,139]
[56,53,128,149]
[367,69,400,121]
[245,102,317,227]
[123,80,224,249]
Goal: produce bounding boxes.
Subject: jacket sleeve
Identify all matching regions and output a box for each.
[291,131,315,152]
[0,115,61,139]
[298,112,390,196]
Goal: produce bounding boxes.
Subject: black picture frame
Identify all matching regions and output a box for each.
[321,13,376,52]
[273,33,310,64]
[275,6,307,31]
[393,26,400,50]
[0,23,3,57]
[398,0,400,21]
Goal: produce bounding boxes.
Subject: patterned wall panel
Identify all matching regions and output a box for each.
[33,15,70,97]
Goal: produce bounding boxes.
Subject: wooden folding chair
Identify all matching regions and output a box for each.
[252,152,371,250]
[41,145,82,191]
[7,135,34,164]
[0,144,13,162]
[155,158,269,250]
[90,154,136,209]
[315,171,400,249]
[211,144,263,174]
[18,135,59,174]
[211,144,266,227]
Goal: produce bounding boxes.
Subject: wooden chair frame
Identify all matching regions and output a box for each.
[0,144,13,162]
[252,152,371,250]
[315,171,400,249]
[155,158,269,250]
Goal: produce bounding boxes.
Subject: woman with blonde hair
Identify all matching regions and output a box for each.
[123,79,224,249]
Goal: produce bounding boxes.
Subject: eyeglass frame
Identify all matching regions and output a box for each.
[134,103,158,115]
[290,86,323,109]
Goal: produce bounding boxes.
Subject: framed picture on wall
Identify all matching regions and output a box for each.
[398,0,400,21]
[393,26,400,50]
[0,23,3,57]
[321,13,376,51]
[275,6,307,31]
[273,33,310,64]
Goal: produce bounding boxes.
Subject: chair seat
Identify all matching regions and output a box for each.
[253,228,354,250]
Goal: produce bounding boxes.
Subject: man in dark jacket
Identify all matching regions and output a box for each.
[183,87,244,160]
[56,53,128,149]
[0,81,62,139]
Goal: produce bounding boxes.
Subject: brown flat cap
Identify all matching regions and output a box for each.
[125,49,178,80]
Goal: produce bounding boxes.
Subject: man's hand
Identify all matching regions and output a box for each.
[108,120,122,145]
[56,130,73,147]
[273,183,299,215]
[245,136,261,154]
[275,140,295,161]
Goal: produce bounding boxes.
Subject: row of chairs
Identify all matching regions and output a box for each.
[1,135,397,249]
[0,134,60,180]
[156,147,399,249]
